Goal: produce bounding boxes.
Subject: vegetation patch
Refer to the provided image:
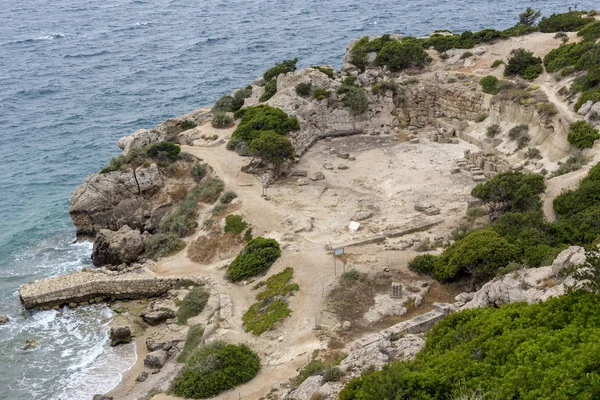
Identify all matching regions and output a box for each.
[226,237,281,281]
[249,130,296,170]
[508,124,530,149]
[100,141,182,174]
[190,164,208,183]
[486,124,501,138]
[568,120,600,149]
[224,214,247,235]
[550,153,588,177]
[230,105,299,148]
[211,111,233,129]
[144,232,185,260]
[242,267,299,335]
[340,292,600,400]
[295,82,312,97]
[479,75,500,94]
[171,341,260,399]
[212,86,252,113]
[538,11,594,33]
[311,66,335,78]
[259,79,277,102]
[263,58,298,83]
[342,86,369,115]
[504,48,543,80]
[219,190,237,204]
[313,88,330,101]
[176,286,210,325]
[176,324,204,363]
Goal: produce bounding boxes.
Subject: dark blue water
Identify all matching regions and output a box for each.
[1,1,597,398]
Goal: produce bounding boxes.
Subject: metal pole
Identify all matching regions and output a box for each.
[334,256,336,276]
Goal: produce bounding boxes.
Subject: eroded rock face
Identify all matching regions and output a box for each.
[92,226,144,268]
[69,163,165,237]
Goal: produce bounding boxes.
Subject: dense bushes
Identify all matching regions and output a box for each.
[263,58,298,83]
[568,120,600,149]
[538,11,594,33]
[212,86,252,114]
[249,130,296,169]
[374,40,432,71]
[171,342,260,398]
[259,79,277,102]
[340,292,600,400]
[211,112,233,128]
[479,75,500,94]
[231,105,299,144]
[226,237,281,281]
[342,86,369,115]
[190,164,208,183]
[100,141,182,173]
[471,171,545,213]
[176,286,209,325]
[504,49,543,80]
[242,267,299,335]
[229,105,299,165]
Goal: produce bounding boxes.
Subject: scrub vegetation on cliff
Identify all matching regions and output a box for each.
[340,292,600,400]
[226,237,281,282]
[410,163,600,284]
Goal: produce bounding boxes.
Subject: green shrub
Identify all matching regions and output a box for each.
[341,268,360,281]
[322,367,344,383]
[372,80,398,96]
[550,154,588,177]
[491,59,503,68]
[460,51,473,59]
[213,87,252,113]
[242,267,299,335]
[538,11,594,33]
[212,204,225,215]
[146,141,181,162]
[568,120,600,149]
[578,21,600,41]
[224,214,247,235]
[177,287,209,325]
[227,237,281,281]
[176,324,204,363]
[525,148,542,159]
[408,254,438,275]
[339,293,600,400]
[263,58,298,82]
[508,124,530,149]
[554,31,570,43]
[479,75,500,94]
[259,79,277,102]
[312,66,335,78]
[295,82,312,97]
[313,88,330,100]
[243,228,253,242]
[171,342,260,399]
[100,155,126,174]
[543,41,595,73]
[144,232,185,260]
[486,124,501,138]
[575,88,600,112]
[230,105,300,145]
[471,171,545,214]
[211,112,233,129]
[226,136,250,156]
[374,40,432,71]
[296,360,326,385]
[212,95,234,113]
[433,230,518,281]
[342,76,358,87]
[249,131,296,169]
[190,164,208,183]
[179,120,197,131]
[197,178,225,203]
[219,190,237,204]
[536,102,558,118]
[504,49,543,80]
[342,86,369,115]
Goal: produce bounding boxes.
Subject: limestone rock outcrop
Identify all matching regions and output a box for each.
[69,163,165,236]
[109,325,132,346]
[92,225,144,268]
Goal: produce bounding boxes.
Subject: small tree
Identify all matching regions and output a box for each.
[471,171,546,216]
[519,7,542,27]
[249,131,295,170]
[504,49,543,80]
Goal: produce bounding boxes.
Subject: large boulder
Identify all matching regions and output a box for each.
[0,315,8,325]
[92,225,144,267]
[144,350,168,369]
[551,246,587,276]
[69,163,166,236]
[109,326,132,346]
[117,127,167,154]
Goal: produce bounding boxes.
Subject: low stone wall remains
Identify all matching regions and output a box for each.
[19,268,184,310]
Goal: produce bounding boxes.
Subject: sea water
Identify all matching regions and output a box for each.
[0,0,597,398]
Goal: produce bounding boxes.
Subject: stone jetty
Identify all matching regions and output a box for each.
[19,268,184,310]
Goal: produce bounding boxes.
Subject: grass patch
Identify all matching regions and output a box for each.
[176,324,204,362]
[242,267,299,335]
[177,286,210,325]
[224,214,248,235]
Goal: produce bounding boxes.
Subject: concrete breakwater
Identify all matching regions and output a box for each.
[19,268,183,310]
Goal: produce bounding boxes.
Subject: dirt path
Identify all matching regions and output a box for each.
[542,161,596,221]
[538,74,580,124]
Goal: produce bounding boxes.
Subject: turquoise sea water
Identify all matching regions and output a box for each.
[0,1,598,398]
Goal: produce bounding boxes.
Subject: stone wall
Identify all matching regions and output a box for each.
[19,269,184,309]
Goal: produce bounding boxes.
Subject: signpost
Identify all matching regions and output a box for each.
[333,247,344,276]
